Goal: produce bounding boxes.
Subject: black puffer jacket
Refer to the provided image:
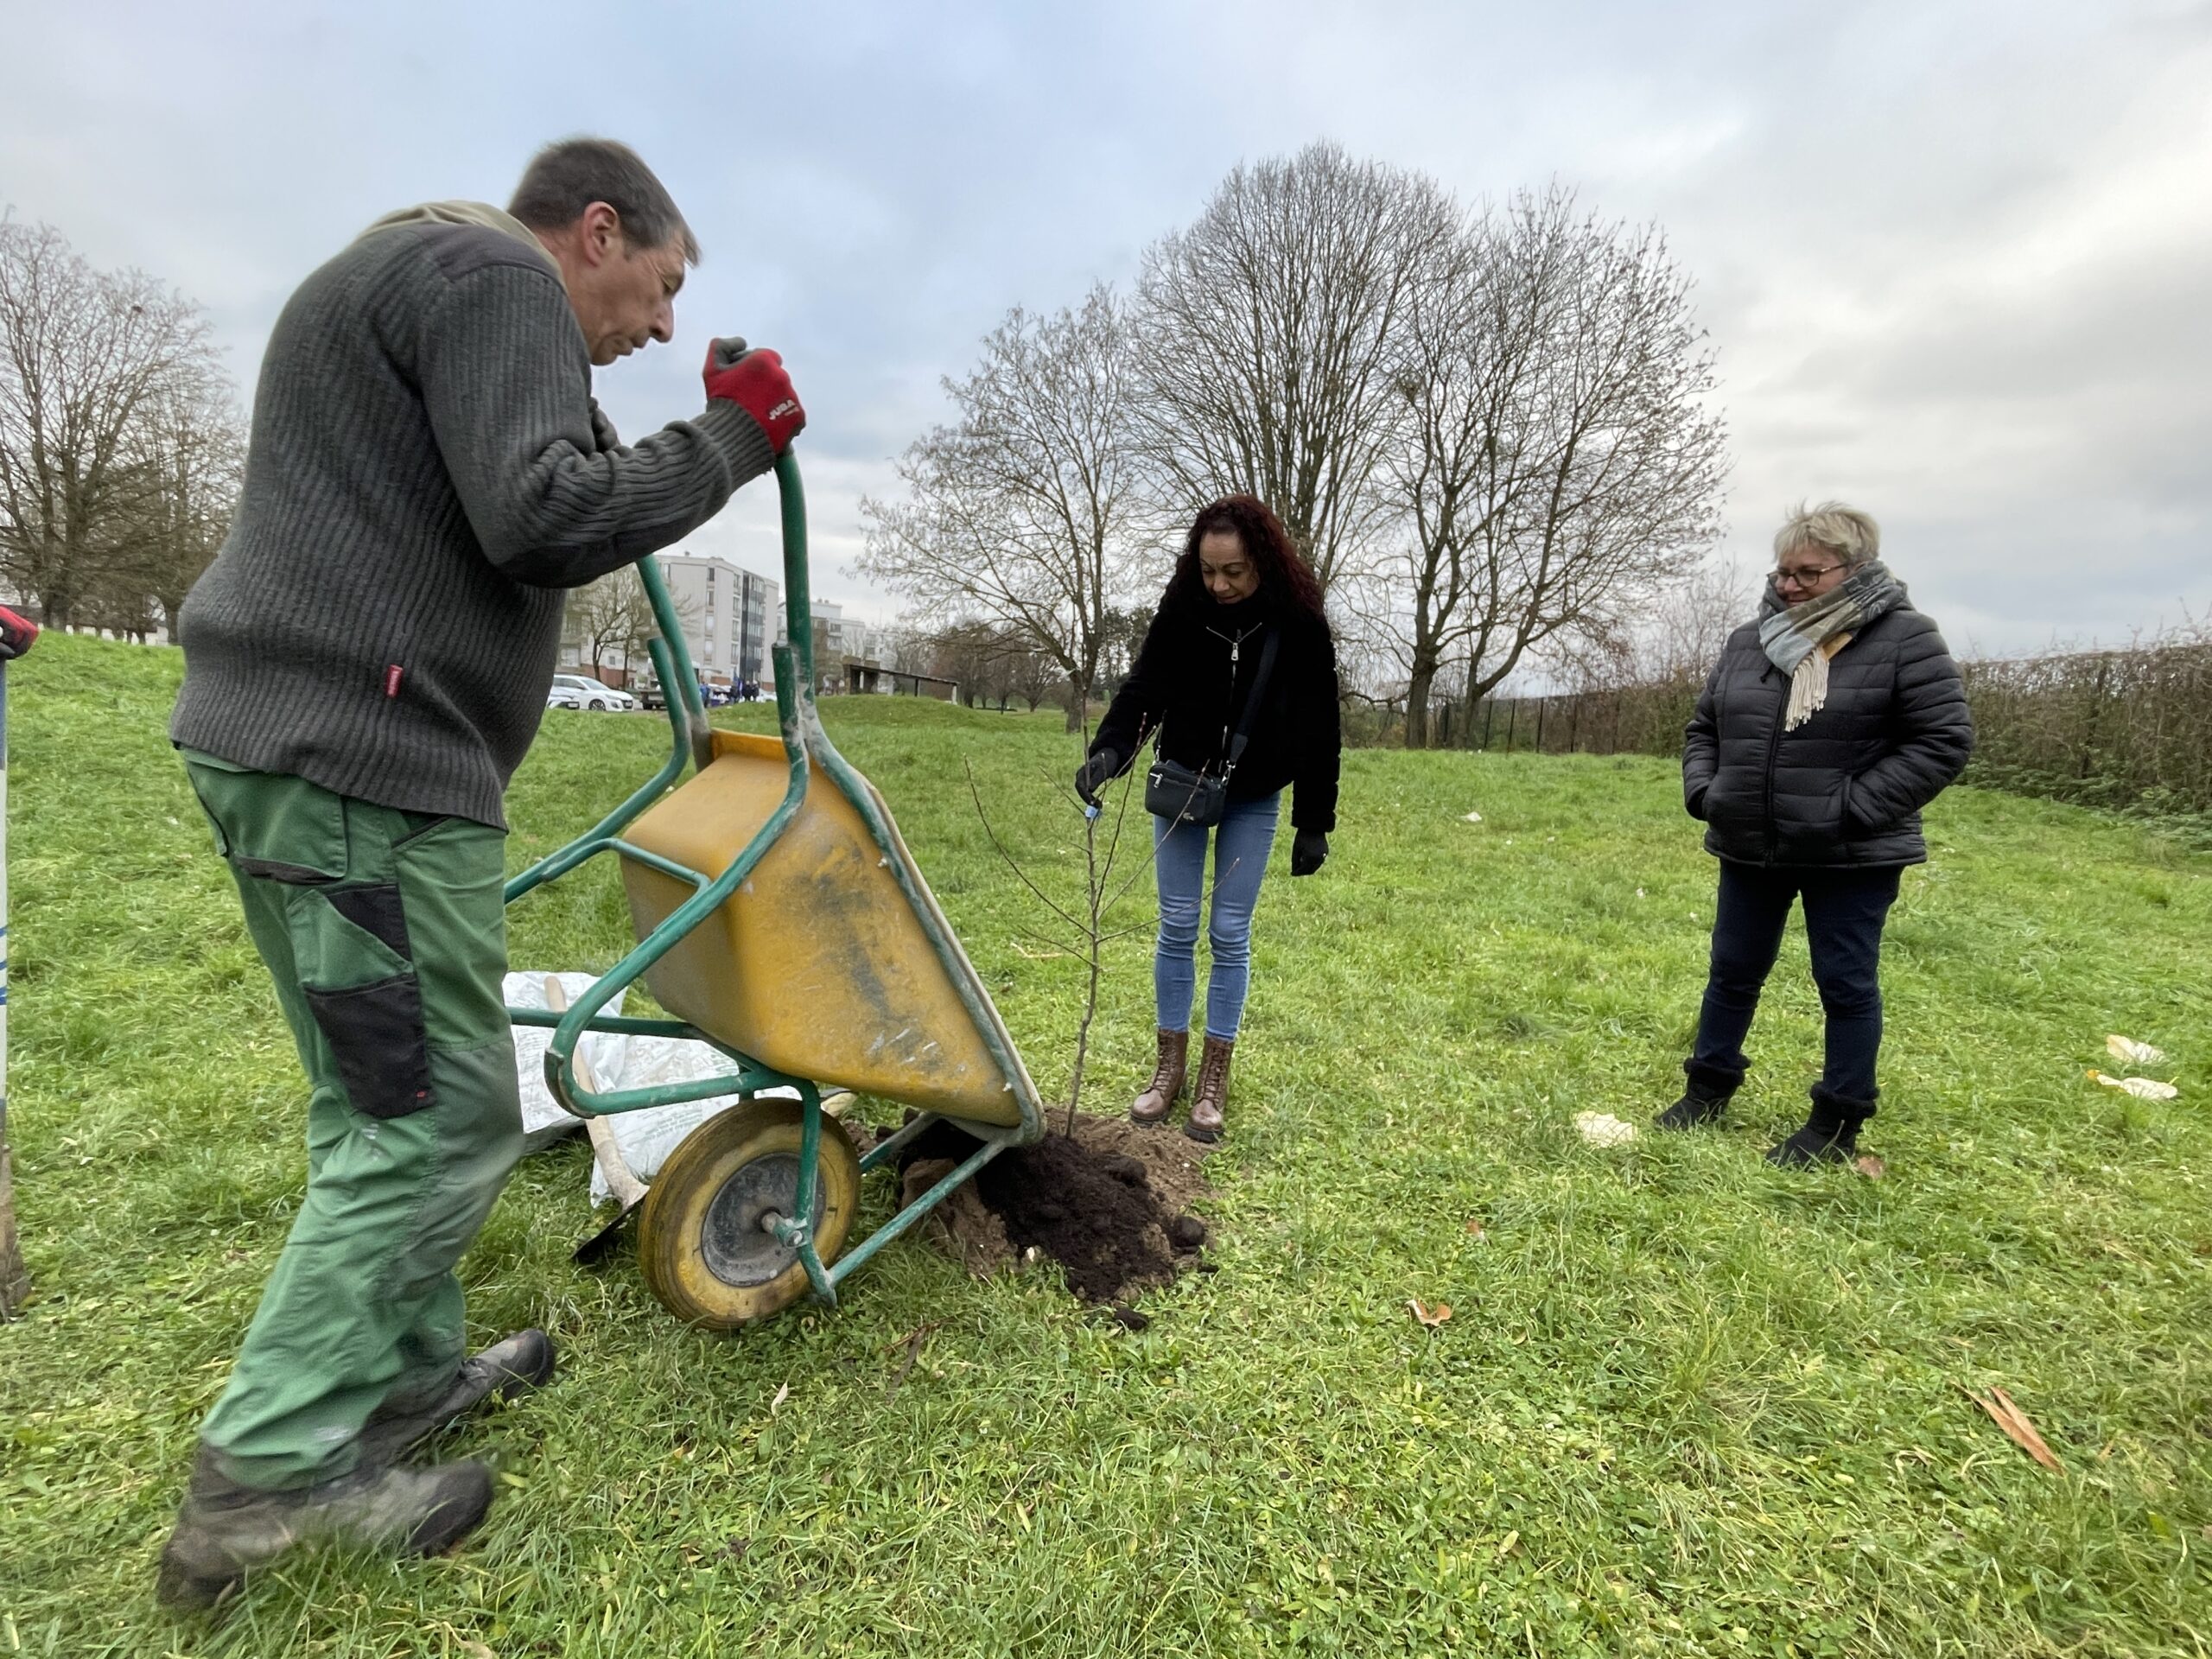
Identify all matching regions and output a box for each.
[1091,586,1341,833]
[1683,598,1973,867]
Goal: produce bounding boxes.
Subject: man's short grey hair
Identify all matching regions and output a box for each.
[1774,500,1880,568]
[509,137,700,264]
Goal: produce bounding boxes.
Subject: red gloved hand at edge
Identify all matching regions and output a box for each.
[702,337,805,454]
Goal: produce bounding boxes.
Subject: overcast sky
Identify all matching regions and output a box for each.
[4,0,2206,657]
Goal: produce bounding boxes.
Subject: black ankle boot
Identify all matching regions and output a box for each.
[1656,1066,1736,1131]
[1765,1085,1875,1167]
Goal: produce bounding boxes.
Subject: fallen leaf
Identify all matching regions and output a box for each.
[1407,1297,1453,1328]
[2088,1070,2179,1100]
[1496,1529,1521,1557]
[1573,1110,1638,1147]
[2107,1033,2167,1067]
[1965,1385,2063,1472]
[1465,1218,1487,1241]
[769,1382,790,1415]
[1854,1154,1886,1180]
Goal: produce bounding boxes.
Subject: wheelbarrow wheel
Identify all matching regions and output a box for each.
[636,1097,861,1329]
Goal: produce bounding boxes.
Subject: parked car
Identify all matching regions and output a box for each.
[547,673,638,712]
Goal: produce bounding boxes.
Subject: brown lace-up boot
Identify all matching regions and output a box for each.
[1185,1034,1234,1143]
[1130,1028,1189,1125]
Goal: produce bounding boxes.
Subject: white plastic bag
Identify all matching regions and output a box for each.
[504,972,629,1149]
[584,1037,785,1203]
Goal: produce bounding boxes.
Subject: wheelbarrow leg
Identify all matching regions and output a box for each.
[765,1084,838,1307]
[824,1135,1004,1290]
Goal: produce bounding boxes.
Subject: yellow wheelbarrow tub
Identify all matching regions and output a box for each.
[617,728,1040,1131]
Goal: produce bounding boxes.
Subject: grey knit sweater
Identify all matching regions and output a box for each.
[170,218,774,827]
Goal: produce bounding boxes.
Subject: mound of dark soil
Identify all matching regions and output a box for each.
[894,1113,1214,1304]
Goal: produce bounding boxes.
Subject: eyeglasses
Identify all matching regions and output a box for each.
[1773,562,1847,588]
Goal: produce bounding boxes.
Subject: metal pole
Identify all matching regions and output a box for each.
[0,607,36,1317]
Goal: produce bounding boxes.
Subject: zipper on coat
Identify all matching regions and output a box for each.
[1760,664,1785,863]
[1207,624,1262,769]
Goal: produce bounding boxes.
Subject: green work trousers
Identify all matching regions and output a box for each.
[181,752,525,1491]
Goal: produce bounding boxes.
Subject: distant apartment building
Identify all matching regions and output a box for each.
[811,600,895,692]
[558,551,782,688]
[658,554,782,685]
[810,600,865,666]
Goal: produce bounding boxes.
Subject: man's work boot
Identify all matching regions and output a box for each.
[1185,1034,1234,1144]
[1765,1085,1876,1168]
[357,1329,556,1467]
[155,1447,494,1611]
[1130,1029,1189,1126]
[1656,1074,1735,1132]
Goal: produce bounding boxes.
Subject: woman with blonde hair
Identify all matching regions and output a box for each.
[1666,502,1972,1165]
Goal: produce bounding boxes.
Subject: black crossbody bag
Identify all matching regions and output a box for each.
[1145,628,1280,827]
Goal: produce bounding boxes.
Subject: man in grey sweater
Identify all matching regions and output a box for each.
[158,138,803,1609]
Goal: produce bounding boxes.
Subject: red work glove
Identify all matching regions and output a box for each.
[0,603,38,661]
[702,336,804,454]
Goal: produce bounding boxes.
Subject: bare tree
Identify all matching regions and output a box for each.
[109,378,245,639]
[1633,556,1751,684]
[1094,602,1152,701]
[1135,142,1455,595]
[917,618,1017,709]
[1358,204,1537,746]
[564,563,692,684]
[1359,187,1729,744]
[861,287,1145,730]
[1001,636,1062,713]
[0,220,233,628]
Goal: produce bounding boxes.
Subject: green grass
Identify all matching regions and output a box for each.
[3,632,2210,1657]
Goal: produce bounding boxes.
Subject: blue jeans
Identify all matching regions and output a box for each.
[1689,861,1903,1103]
[1152,793,1280,1042]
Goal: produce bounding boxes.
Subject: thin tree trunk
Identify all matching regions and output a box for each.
[1405,659,1437,749]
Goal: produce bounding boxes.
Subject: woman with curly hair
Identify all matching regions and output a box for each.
[1074,495,1341,1141]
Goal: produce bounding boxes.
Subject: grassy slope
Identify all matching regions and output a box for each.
[2,632,2209,1658]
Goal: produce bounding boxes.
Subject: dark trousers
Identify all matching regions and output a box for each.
[1688,861,1903,1103]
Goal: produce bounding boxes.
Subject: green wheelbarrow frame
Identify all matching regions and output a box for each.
[503,450,1044,1309]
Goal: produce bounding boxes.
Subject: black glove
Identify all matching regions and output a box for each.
[1074,747,1122,805]
[1291,830,1328,876]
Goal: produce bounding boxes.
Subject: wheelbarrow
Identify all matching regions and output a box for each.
[504,451,1045,1327]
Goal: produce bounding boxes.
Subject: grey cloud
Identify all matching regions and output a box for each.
[2,0,2203,644]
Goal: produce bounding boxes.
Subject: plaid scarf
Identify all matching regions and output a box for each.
[1758,559,1905,730]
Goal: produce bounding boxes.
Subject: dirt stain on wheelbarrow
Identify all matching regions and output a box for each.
[893,1114,1213,1303]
